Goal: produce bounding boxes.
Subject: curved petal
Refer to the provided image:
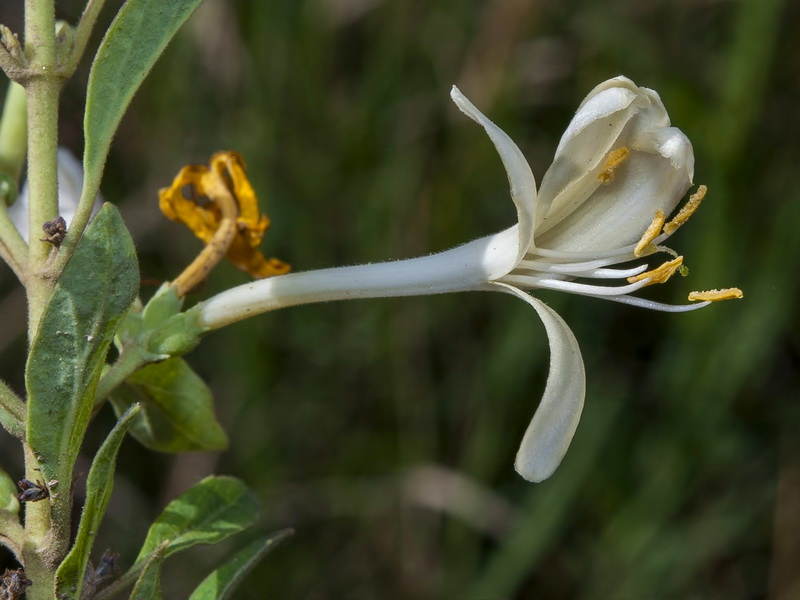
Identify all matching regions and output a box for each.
[536,77,677,237]
[450,86,536,260]
[491,283,586,482]
[535,134,693,252]
[535,86,638,229]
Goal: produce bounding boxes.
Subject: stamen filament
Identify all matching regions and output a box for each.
[501,274,650,297]
[530,244,639,262]
[518,256,644,274]
[603,294,711,312]
[515,261,648,279]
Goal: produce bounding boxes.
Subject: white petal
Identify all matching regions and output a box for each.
[535,78,682,242]
[10,147,101,241]
[535,133,693,252]
[450,86,536,260]
[491,283,586,482]
[535,86,639,227]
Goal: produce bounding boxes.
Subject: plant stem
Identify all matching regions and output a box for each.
[24,0,60,341]
[93,347,149,411]
[0,513,25,562]
[92,564,141,600]
[21,3,64,599]
[61,0,110,78]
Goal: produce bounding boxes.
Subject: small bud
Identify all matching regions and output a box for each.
[55,20,76,67]
[0,25,24,62]
[41,216,68,247]
[0,174,18,207]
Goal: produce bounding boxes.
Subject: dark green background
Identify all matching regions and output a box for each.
[0,0,797,597]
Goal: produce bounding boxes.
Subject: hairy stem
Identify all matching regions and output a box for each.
[21,3,64,599]
[24,0,60,341]
[93,347,150,412]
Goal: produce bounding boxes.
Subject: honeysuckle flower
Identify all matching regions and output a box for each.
[192,77,741,482]
[9,147,101,241]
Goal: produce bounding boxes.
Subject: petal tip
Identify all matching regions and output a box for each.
[513,457,554,483]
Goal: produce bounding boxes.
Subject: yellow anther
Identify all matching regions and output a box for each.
[688,288,744,302]
[627,256,684,287]
[159,151,290,297]
[634,210,666,257]
[663,185,707,235]
[597,147,629,184]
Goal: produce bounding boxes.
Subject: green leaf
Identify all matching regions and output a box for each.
[0,401,24,440]
[55,404,141,600]
[84,0,205,193]
[0,467,18,515]
[188,530,293,600]
[141,284,183,330]
[129,541,169,600]
[135,476,258,565]
[110,357,228,452]
[26,204,139,487]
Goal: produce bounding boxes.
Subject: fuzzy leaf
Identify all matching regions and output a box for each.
[55,404,141,600]
[135,476,258,565]
[110,358,228,452]
[129,541,168,600]
[26,204,139,486]
[0,467,18,515]
[188,531,293,600]
[84,0,205,193]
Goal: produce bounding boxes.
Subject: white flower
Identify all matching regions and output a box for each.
[9,147,101,241]
[195,76,740,482]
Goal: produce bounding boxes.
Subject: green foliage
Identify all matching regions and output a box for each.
[0,467,17,515]
[0,174,16,206]
[115,285,205,363]
[55,404,141,600]
[0,389,23,440]
[83,0,206,197]
[129,542,168,600]
[110,358,228,452]
[188,531,294,600]
[25,204,139,486]
[134,476,258,566]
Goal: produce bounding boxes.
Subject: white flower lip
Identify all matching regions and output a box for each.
[197,76,720,483]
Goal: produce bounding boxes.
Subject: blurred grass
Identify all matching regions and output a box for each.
[1,0,798,598]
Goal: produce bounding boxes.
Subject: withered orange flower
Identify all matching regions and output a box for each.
[159,151,290,295]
